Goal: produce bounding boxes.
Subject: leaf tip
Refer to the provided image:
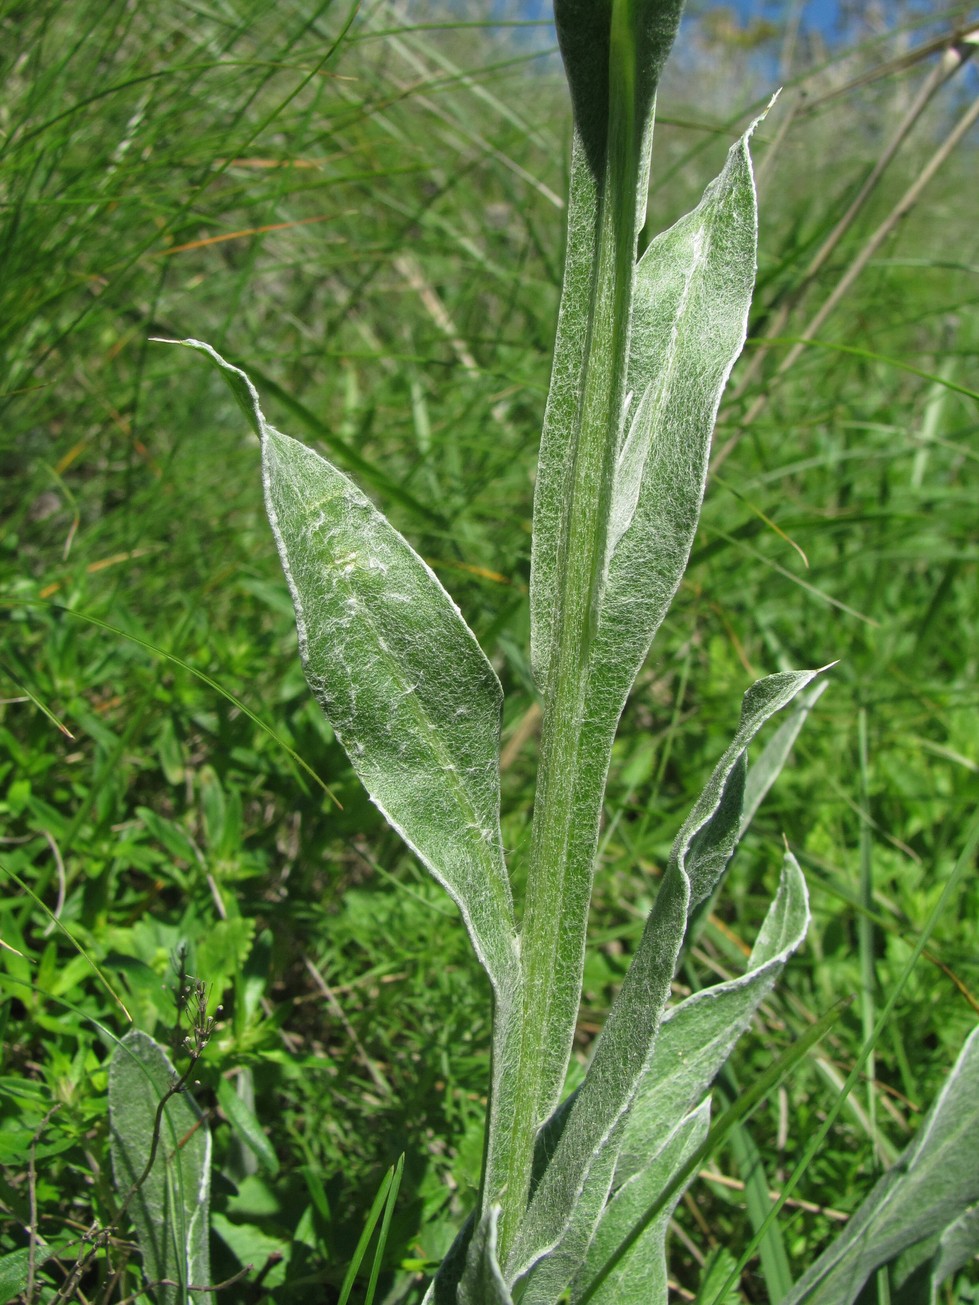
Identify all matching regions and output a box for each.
[154,336,266,440]
[749,89,781,137]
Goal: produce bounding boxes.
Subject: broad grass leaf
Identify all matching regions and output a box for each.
[169,340,518,999]
[109,1030,212,1304]
[785,1025,979,1304]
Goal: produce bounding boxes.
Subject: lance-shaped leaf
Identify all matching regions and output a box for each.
[515,122,765,1158]
[613,850,809,1190]
[109,1030,212,1305]
[669,670,821,912]
[168,340,518,998]
[517,852,808,1301]
[530,0,684,695]
[507,671,821,1287]
[590,117,764,712]
[575,855,808,1302]
[784,1025,979,1305]
[571,1101,711,1305]
[741,678,829,835]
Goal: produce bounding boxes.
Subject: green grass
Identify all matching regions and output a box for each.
[1,0,977,1300]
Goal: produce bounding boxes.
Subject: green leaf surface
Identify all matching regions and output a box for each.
[696,1248,745,1305]
[920,1203,979,1301]
[714,1103,794,1301]
[168,339,518,999]
[528,121,603,700]
[459,1208,515,1305]
[593,121,763,698]
[785,1025,979,1304]
[425,1210,477,1305]
[929,1203,979,1290]
[531,0,684,696]
[0,1242,67,1303]
[519,851,808,1301]
[740,678,829,835]
[668,671,820,914]
[211,1211,291,1287]
[552,0,683,184]
[531,118,762,707]
[216,1076,278,1176]
[614,851,809,1187]
[508,674,817,1288]
[572,1102,711,1305]
[584,998,849,1305]
[516,124,766,1200]
[109,1029,212,1305]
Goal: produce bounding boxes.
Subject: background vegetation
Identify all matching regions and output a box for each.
[1,0,976,1299]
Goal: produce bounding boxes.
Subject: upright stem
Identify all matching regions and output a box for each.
[495,0,643,1265]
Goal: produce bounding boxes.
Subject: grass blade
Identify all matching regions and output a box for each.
[718,1091,794,1300]
[337,1154,404,1305]
[364,1153,404,1305]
